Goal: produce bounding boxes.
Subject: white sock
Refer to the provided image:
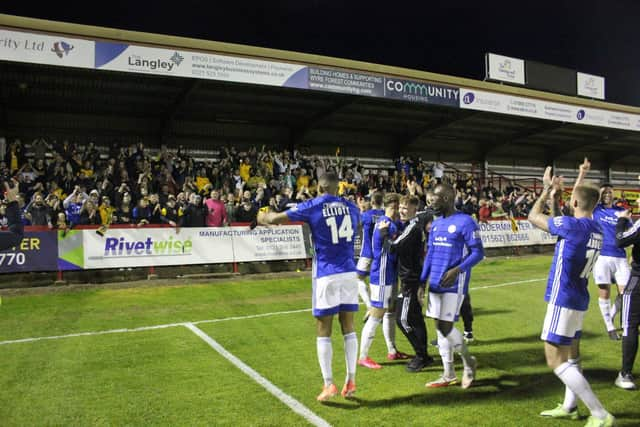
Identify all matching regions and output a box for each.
[554,361,607,419]
[359,316,381,359]
[343,332,358,382]
[448,327,472,369]
[357,279,371,308]
[599,298,615,331]
[383,312,397,354]
[317,337,333,387]
[437,330,455,379]
[610,294,619,320]
[562,358,580,411]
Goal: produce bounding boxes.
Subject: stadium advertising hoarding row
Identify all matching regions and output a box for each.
[459,88,640,132]
[478,219,556,249]
[58,225,307,270]
[0,222,553,273]
[1,27,638,129]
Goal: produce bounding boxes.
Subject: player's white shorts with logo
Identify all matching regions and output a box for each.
[369,282,397,309]
[593,255,630,287]
[426,292,464,322]
[312,272,359,317]
[540,304,585,346]
[356,257,372,275]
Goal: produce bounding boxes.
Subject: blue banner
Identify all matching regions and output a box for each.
[0,231,59,273]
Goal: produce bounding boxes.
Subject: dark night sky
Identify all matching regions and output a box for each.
[2,1,639,107]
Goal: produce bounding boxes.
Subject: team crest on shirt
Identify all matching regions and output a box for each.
[448,225,457,233]
[553,217,563,227]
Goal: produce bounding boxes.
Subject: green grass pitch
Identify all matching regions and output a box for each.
[0,255,637,426]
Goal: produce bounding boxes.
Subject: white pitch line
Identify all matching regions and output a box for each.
[184,323,331,427]
[470,278,546,291]
[0,277,545,346]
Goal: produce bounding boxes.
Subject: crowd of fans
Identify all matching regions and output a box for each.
[0,138,634,230]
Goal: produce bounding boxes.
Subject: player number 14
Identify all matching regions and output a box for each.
[580,249,599,279]
[325,216,354,244]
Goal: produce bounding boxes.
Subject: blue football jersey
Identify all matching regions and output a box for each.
[421,212,484,294]
[359,208,384,259]
[286,194,359,279]
[546,216,603,311]
[593,204,627,258]
[369,215,400,286]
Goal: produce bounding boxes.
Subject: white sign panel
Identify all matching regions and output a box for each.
[460,88,640,132]
[83,227,234,269]
[577,72,605,100]
[233,225,307,262]
[486,53,525,85]
[0,29,94,69]
[95,42,307,88]
[478,220,556,248]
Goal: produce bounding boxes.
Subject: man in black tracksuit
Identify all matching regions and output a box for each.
[614,209,640,390]
[388,194,435,372]
[0,180,24,251]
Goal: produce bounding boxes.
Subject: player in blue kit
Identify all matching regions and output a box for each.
[358,193,411,368]
[420,184,483,389]
[593,183,630,339]
[574,159,629,339]
[257,172,360,402]
[356,191,385,318]
[529,167,615,427]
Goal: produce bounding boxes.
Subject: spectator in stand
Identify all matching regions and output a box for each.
[247,168,267,190]
[133,198,151,226]
[79,200,100,225]
[478,199,492,223]
[491,200,508,219]
[225,193,237,222]
[99,196,115,226]
[5,139,24,173]
[195,167,211,194]
[63,186,87,228]
[160,195,179,227]
[180,193,206,227]
[205,189,228,227]
[115,195,133,225]
[31,137,50,162]
[148,193,163,224]
[432,161,445,184]
[235,195,258,223]
[239,157,252,184]
[24,192,52,228]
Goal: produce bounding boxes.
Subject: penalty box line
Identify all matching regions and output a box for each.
[185,323,331,427]
[0,278,545,347]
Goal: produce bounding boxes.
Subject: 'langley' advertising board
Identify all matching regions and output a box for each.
[95,41,308,89]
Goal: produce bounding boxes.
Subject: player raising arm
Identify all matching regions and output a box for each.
[0,180,24,251]
[257,172,360,402]
[529,167,615,427]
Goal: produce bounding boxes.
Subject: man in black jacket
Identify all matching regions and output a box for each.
[179,194,206,227]
[388,194,435,372]
[614,208,640,390]
[0,180,24,251]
